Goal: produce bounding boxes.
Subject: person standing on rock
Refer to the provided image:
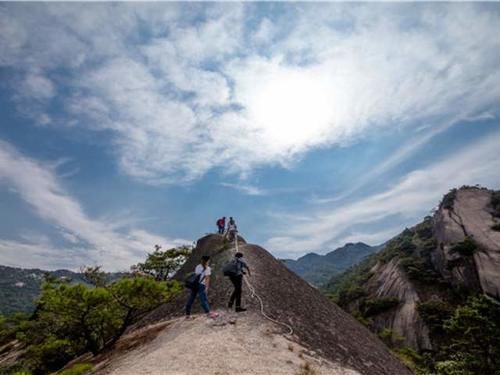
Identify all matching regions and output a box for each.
[226,217,238,241]
[186,255,218,319]
[216,217,226,234]
[224,252,251,312]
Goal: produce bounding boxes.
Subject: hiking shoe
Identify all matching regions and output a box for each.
[185,315,195,320]
[235,307,247,313]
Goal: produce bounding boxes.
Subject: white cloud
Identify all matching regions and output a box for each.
[18,71,55,100]
[0,141,190,270]
[1,3,500,184]
[220,182,267,196]
[266,129,500,256]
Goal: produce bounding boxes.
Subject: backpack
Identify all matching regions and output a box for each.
[184,272,201,290]
[223,259,239,277]
[185,265,208,290]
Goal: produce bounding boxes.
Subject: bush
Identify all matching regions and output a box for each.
[417,300,454,334]
[399,257,438,283]
[59,363,93,375]
[393,347,423,372]
[441,189,457,210]
[491,222,500,232]
[449,237,477,257]
[492,191,500,218]
[378,328,404,347]
[13,276,181,374]
[441,295,500,374]
[362,297,400,317]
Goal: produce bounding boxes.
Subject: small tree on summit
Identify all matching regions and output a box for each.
[131,245,191,281]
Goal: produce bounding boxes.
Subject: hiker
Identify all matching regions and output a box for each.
[216,217,226,234]
[223,252,251,312]
[226,217,238,241]
[185,255,218,319]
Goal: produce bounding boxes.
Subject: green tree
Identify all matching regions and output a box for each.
[131,245,191,281]
[14,275,181,374]
[439,295,500,374]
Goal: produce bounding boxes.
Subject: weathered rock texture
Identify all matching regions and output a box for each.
[131,234,411,375]
[435,188,500,298]
[334,187,500,352]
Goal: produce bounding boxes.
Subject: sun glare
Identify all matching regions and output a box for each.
[248,68,335,152]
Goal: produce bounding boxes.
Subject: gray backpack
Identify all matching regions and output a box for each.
[223,259,239,277]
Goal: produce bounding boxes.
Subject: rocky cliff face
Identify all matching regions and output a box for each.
[434,188,500,297]
[327,187,500,353]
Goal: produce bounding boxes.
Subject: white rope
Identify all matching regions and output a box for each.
[230,233,294,336]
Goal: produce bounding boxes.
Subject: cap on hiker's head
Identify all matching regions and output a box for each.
[201,255,210,262]
[235,252,243,258]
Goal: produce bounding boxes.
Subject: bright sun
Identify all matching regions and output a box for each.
[247,67,336,152]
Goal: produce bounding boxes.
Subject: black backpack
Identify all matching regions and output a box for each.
[223,259,239,277]
[184,272,201,290]
[184,265,207,290]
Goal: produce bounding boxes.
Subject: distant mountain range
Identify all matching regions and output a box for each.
[0,265,123,316]
[283,242,381,286]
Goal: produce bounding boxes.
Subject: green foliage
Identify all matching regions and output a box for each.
[435,358,475,375]
[58,363,93,375]
[131,245,191,281]
[491,190,500,218]
[399,256,439,283]
[393,347,424,373]
[441,189,458,210]
[491,222,500,232]
[440,295,500,374]
[362,297,399,317]
[11,275,181,374]
[449,237,478,257]
[25,337,76,375]
[0,312,30,345]
[378,328,404,347]
[417,300,454,334]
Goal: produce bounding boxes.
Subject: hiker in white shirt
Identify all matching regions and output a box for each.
[185,255,218,318]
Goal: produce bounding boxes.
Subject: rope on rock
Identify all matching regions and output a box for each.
[232,234,294,336]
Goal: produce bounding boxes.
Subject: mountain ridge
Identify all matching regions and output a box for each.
[283,242,380,286]
[325,186,500,372]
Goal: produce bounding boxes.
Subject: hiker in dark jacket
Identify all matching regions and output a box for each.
[227,252,251,312]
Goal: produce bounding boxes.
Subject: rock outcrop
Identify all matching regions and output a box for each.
[107,234,411,375]
[327,186,500,352]
[434,188,500,297]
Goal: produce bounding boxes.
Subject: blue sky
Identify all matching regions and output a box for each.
[1,3,500,270]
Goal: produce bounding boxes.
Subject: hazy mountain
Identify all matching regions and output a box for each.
[283,242,380,286]
[0,265,123,316]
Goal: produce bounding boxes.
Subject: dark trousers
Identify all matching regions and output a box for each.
[185,284,210,315]
[217,225,224,234]
[229,275,243,308]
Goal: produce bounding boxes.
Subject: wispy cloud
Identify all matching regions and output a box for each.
[266,129,500,257]
[220,182,267,196]
[1,3,499,184]
[0,140,190,270]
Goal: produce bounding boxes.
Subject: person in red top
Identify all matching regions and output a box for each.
[216,217,226,234]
